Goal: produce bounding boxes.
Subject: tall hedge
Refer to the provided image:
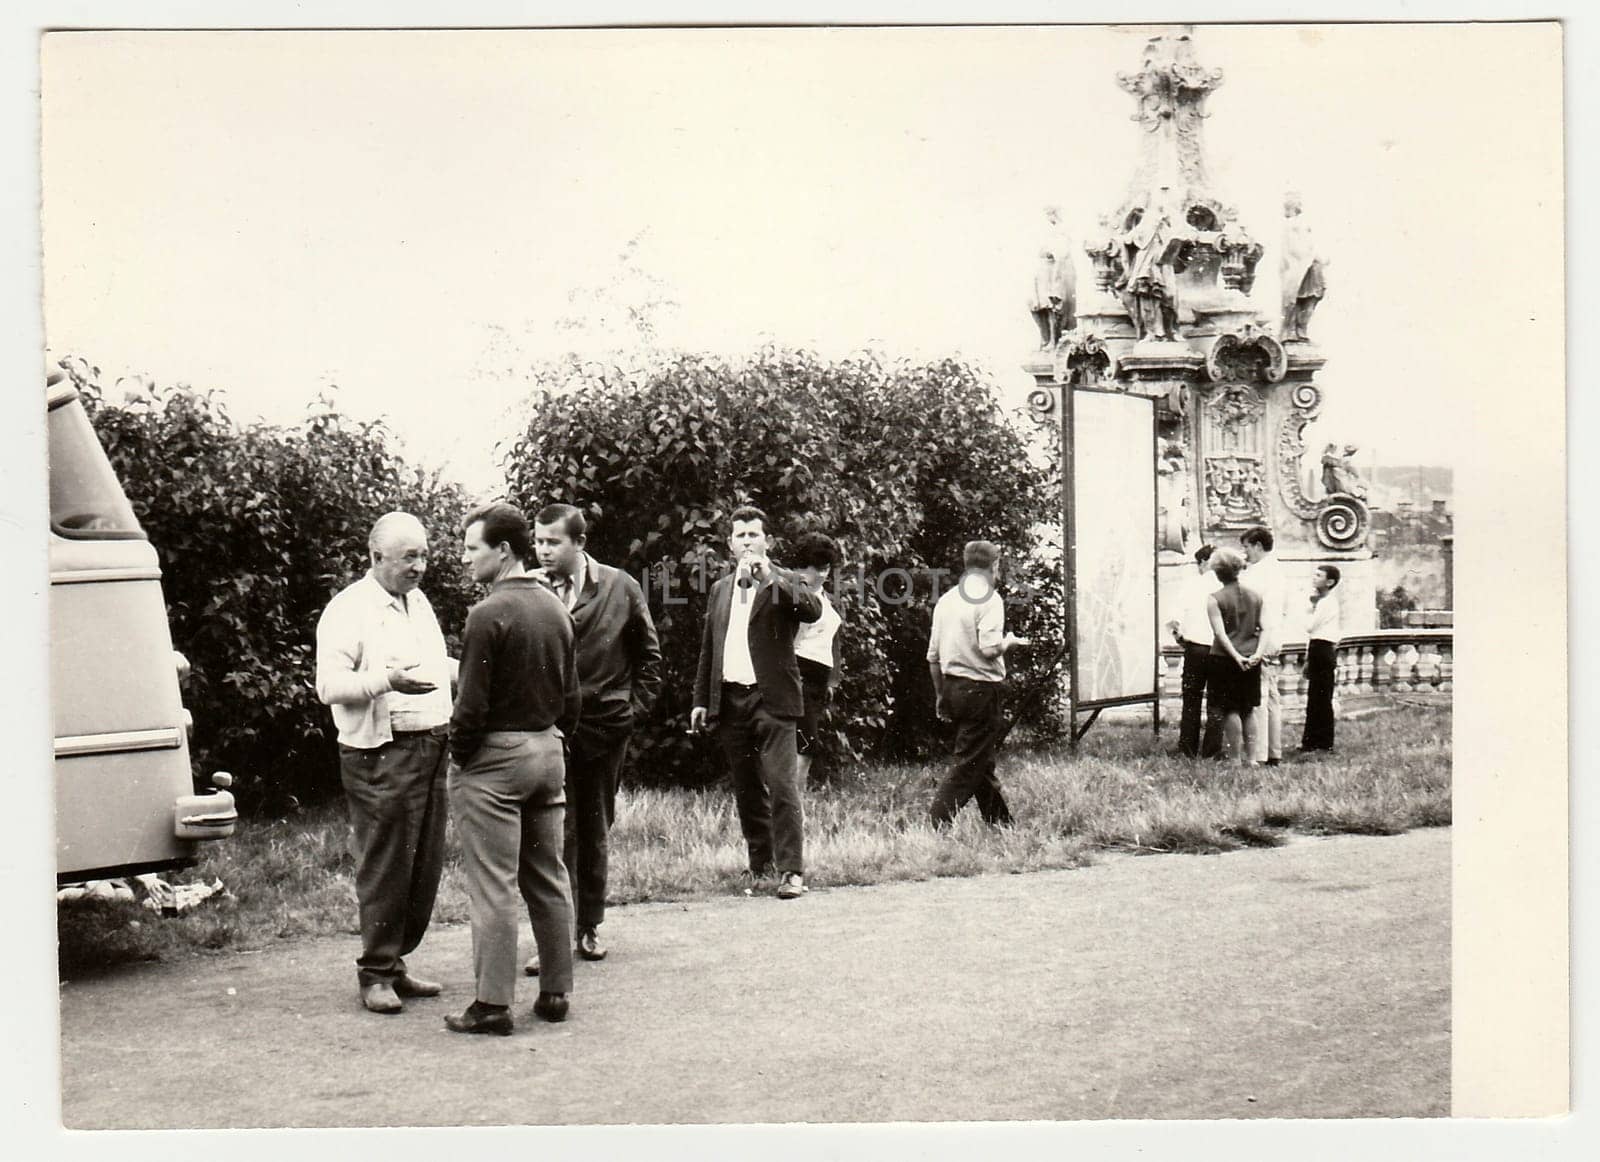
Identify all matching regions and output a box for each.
[64,358,476,813]
[502,347,1064,787]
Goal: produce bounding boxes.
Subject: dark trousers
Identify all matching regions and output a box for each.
[449,730,573,1003]
[1178,641,1226,758]
[1301,639,1338,751]
[338,728,449,988]
[564,727,631,929]
[931,676,1013,826]
[717,683,804,876]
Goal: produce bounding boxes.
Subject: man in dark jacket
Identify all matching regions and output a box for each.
[690,505,821,899]
[527,503,662,968]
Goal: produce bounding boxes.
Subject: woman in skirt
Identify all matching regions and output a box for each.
[1204,548,1266,765]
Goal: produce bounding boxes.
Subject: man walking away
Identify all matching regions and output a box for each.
[444,503,580,1036]
[315,511,452,1016]
[526,503,662,971]
[1299,564,1343,754]
[690,506,821,900]
[927,540,1030,827]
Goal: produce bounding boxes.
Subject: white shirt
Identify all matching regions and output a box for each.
[794,590,842,668]
[1178,569,1224,646]
[1306,591,1344,643]
[551,553,588,611]
[315,571,452,747]
[721,575,759,685]
[1242,553,1288,654]
[926,572,1006,682]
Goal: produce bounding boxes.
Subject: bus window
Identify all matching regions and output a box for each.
[48,396,143,538]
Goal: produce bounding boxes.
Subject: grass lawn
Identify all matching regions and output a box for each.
[58,703,1450,976]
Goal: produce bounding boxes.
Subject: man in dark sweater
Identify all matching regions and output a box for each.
[525,503,662,969]
[443,502,580,1036]
[690,506,821,900]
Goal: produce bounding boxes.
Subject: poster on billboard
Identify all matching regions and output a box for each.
[1067,387,1159,712]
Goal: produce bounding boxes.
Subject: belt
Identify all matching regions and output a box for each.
[481,728,558,743]
[722,680,758,691]
[392,724,449,738]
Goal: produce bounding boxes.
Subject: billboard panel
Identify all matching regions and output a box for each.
[1069,389,1157,706]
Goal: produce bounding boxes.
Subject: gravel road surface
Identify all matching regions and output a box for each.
[59,827,1449,1127]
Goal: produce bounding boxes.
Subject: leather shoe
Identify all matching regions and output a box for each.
[523,954,541,977]
[532,991,569,1023]
[576,926,608,961]
[776,872,805,900]
[360,981,403,1014]
[393,973,442,998]
[445,1002,512,1036]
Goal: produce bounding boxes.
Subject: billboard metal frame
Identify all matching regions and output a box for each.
[1060,384,1161,746]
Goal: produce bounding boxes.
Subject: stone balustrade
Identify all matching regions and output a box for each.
[1159,628,1453,717]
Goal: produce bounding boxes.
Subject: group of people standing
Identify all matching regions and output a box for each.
[315,502,664,1035]
[314,502,849,1036]
[1167,525,1344,765]
[311,500,1338,1035]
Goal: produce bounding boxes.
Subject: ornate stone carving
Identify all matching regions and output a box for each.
[1026,385,1059,426]
[1116,32,1224,195]
[1204,455,1265,527]
[1315,494,1370,550]
[1217,228,1264,294]
[1277,381,1324,521]
[1054,332,1115,386]
[1085,215,1126,296]
[1206,327,1286,383]
[1289,381,1322,412]
[1204,383,1265,453]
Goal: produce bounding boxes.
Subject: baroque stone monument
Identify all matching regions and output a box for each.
[1024,28,1376,633]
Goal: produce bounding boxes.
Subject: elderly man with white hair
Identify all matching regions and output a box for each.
[315,511,455,1015]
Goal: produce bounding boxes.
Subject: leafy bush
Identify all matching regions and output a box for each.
[61,358,475,812]
[501,347,1063,787]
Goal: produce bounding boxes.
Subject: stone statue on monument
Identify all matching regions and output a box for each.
[1156,437,1193,553]
[1280,191,1327,342]
[1028,205,1078,350]
[1320,442,1366,499]
[1114,192,1190,342]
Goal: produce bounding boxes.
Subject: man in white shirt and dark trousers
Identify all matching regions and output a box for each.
[1240,526,1288,766]
[315,512,454,1015]
[1167,543,1224,758]
[690,506,822,900]
[927,541,1030,827]
[1299,564,1343,753]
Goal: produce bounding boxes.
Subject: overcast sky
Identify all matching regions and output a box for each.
[40,24,1560,492]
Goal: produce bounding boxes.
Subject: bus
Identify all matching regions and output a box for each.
[49,370,237,883]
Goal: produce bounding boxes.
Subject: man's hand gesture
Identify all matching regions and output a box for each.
[387,664,437,694]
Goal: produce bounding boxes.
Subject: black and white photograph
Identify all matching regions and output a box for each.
[6,6,1576,1153]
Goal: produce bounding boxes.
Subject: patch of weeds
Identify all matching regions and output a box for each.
[1220,820,1288,848]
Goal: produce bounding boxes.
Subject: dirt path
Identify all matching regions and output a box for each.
[59,828,1449,1127]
